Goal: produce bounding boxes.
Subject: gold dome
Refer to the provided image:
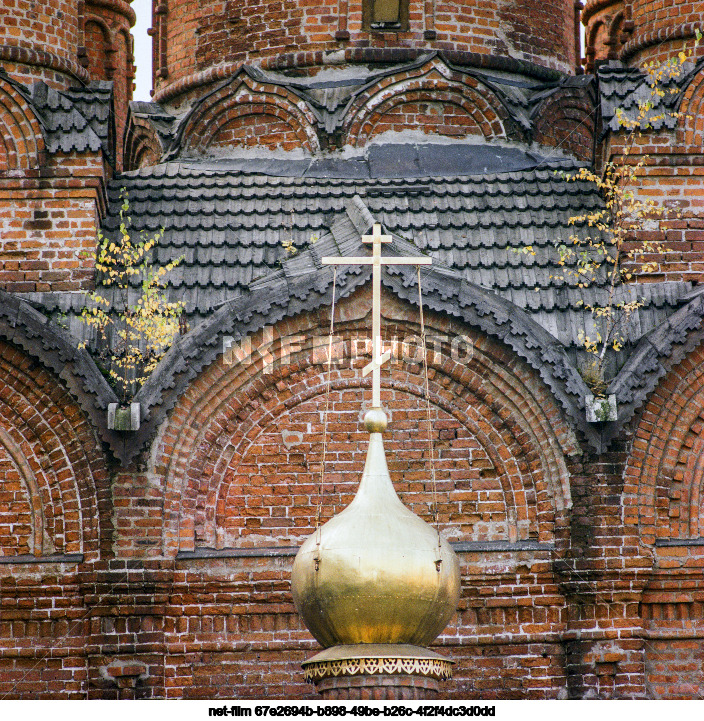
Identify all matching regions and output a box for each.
[292,410,461,648]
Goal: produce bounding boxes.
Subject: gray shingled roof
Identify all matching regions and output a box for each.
[102,151,689,352]
[30,81,113,159]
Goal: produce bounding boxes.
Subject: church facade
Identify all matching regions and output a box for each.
[1,0,704,700]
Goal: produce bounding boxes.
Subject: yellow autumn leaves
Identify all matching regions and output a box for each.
[80,190,184,400]
[552,34,700,389]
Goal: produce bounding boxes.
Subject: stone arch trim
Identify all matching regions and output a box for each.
[0,338,111,560]
[679,64,704,147]
[0,425,44,555]
[532,82,595,162]
[0,75,46,173]
[0,46,90,85]
[154,293,575,556]
[343,62,512,147]
[173,72,320,157]
[624,339,704,547]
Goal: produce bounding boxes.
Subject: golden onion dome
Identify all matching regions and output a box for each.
[292,409,461,648]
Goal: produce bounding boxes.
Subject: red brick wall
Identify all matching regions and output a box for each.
[645,639,704,698]
[0,150,106,292]
[624,0,703,66]
[0,447,33,557]
[210,113,309,153]
[154,0,577,106]
[153,291,575,559]
[0,340,110,559]
[180,79,321,155]
[0,0,81,89]
[2,290,704,698]
[83,1,135,171]
[361,99,483,142]
[600,64,704,284]
[581,0,626,73]
[533,85,595,161]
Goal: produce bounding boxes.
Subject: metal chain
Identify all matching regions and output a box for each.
[417,267,440,540]
[315,267,337,539]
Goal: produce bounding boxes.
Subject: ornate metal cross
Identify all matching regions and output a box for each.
[322,223,431,407]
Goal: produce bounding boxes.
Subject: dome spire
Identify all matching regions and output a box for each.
[291,224,461,699]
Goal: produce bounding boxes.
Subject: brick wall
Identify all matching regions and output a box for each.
[599,62,704,284]
[154,0,577,106]
[1,289,704,697]
[533,84,595,161]
[0,448,33,557]
[0,0,81,89]
[581,0,626,73]
[83,1,135,171]
[210,113,310,153]
[0,153,105,293]
[624,0,703,66]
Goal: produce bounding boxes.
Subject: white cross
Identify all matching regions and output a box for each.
[322,224,431,408]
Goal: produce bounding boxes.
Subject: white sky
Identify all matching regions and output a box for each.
[132,2,152,102]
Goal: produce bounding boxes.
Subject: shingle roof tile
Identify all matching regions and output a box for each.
[102,155,690,350]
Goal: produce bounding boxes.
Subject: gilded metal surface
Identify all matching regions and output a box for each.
[292,426,461,648]
[363,408,388,433]
[302,644,453,682]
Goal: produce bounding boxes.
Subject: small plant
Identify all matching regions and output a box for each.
[79,189,184,402]
[527,34,700,395]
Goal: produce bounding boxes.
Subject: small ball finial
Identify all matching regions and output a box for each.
[364,408,387,433]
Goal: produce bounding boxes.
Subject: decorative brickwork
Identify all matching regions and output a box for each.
[343,60,513,147]
[582,0,627,73]
[622,1,703,65]
[0,0,82,88]
[154,291,575,559]
[123,119,163,171]
[0,339,109,560]
[153,0,577,106]
[624,339,704,547]
[178,72,321,156]
[82,1,135,170]
[533,83,595,162]
[0,75,46,173]
[2,0,704,702]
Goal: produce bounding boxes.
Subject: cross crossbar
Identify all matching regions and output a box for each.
[321,224,432,406]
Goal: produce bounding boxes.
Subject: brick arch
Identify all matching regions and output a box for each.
[179,74,320,156]
[624,341,704,547]
[679,66,704,147]
[84,16,114,81]
[344,65,510,148]
[155,293,574,556]
[533,86,595,161]
[0,425,43,556]
[0,77,45,173]
[124,126,162,170]
[0,340,109,560]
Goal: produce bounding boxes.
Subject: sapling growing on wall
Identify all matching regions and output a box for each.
[79,190,184,402]
[521,33,701,396]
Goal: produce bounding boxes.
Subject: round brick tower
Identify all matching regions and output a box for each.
[152,0,579,108]
[81,0,136,167]
[581,0,628,73]
[0,0,135,166]
[0,0,84,88]
[620,0,702,66]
